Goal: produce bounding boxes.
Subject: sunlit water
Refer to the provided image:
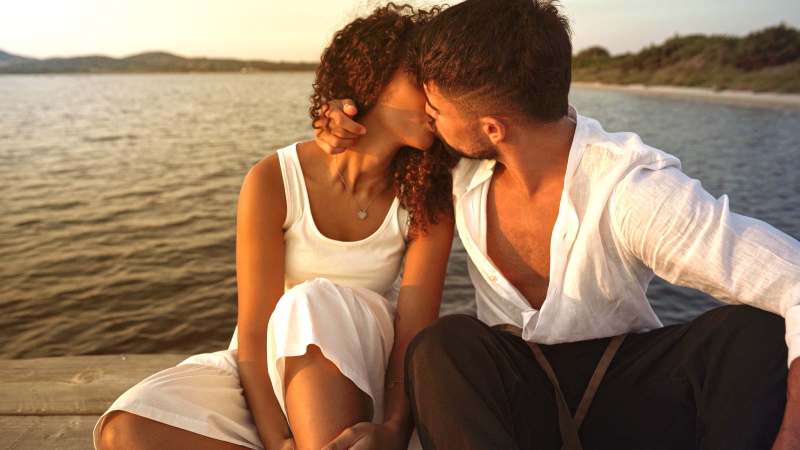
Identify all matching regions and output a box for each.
[1,73,798,358]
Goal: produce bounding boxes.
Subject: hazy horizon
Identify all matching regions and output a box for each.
[2,0,799,62]
[0,47,320,63]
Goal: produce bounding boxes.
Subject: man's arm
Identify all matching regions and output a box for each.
[613,165,800,337]
[774,359,800,449]
[612,164,800,446]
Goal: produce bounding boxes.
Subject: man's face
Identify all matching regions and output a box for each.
[423,82,499,161]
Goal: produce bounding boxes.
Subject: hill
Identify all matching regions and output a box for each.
[0,50,317,74]
[572,24,800,93]
[0,50,37,67]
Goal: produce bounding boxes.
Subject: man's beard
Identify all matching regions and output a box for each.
[432,123,499,161]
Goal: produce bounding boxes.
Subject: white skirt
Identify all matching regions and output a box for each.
[93,278,421,449]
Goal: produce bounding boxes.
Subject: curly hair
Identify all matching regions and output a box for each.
[309,3,459,239]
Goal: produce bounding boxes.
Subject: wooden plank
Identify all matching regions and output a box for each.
[0,354,189,415]
[0,415,98,450]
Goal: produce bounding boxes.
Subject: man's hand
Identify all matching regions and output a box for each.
[314,99,366,155]
[773,359,800,449]
[321,421,405,450]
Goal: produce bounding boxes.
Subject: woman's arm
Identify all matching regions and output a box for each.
[236,155,294,449]
[323,213,455,449]
[383,214,455,438]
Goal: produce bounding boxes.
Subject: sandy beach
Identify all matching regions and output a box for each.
[571,82,800,110]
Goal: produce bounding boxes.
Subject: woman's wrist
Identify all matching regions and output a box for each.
[382,414,413,437]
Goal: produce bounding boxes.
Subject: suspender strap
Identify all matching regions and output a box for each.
[573,334,625,430]
[494,324,626,450]
[527,340,584,450]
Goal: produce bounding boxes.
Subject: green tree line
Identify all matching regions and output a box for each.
[573,24,800,93]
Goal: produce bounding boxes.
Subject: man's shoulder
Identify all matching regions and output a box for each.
[577,114,681,174]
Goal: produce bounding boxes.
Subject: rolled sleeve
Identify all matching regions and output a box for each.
[784,287,800,365]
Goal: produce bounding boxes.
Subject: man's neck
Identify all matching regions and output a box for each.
[493,116,576,196]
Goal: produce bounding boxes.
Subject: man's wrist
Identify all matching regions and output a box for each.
[788,359,800,397]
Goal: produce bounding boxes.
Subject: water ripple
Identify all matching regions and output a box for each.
[0,74,797,358]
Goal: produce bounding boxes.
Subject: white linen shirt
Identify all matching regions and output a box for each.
[453,106,800,364]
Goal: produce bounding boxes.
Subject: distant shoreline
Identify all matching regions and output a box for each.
[0,71,315,76]
[0,50,317,75]
[571,82,800,110]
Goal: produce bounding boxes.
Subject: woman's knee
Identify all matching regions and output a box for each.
[277,278,339,312]
[99,411,144,449]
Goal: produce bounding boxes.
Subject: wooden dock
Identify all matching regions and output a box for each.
[0,354,188,449]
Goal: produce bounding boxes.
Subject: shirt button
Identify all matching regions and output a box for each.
[488,275,497,282]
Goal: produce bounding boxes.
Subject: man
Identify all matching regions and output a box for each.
[317,0,800,448]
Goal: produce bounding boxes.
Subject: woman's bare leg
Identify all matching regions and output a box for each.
[284,344,371,450]
[100,411,251,450]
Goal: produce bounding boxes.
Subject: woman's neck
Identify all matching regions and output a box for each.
[330,114,401,192]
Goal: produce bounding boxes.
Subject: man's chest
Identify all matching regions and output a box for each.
[485,176,562,310]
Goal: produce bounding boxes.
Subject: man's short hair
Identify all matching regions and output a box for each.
[413,0,572,124]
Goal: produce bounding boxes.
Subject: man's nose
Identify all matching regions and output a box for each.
[426,116,436,132]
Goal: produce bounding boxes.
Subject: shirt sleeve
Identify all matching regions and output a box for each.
[612,165,800,365]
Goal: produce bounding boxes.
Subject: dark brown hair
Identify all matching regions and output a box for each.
[412,0,572,123]
[310,3,458,238]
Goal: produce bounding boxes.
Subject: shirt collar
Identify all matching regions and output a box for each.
[563,105,589,191]
[467,159,495,191]
[463,105,588,193]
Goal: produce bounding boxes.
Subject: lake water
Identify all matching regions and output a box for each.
[1,73,798,359]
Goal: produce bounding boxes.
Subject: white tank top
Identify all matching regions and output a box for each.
[279,143,410,301]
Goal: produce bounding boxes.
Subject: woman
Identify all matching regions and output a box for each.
[94,4,456,450]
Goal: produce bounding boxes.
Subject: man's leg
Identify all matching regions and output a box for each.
[551,305,787,449]
[406,306,787,449]
[405,314,578,449]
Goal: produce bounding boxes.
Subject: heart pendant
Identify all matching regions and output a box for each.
[358,210,367,220]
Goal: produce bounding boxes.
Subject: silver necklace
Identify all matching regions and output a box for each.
[333,154,390,220]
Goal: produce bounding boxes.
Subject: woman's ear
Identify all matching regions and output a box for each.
[479,116,506,145]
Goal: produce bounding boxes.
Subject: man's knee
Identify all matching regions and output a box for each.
[407,315,485,358]
[405,315,487,376]
[702,305,784,344]
[691,305,787,374]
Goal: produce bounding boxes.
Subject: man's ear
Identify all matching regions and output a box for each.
[479,116,506,144]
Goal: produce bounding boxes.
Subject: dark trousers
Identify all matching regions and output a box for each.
[405,306,787,449]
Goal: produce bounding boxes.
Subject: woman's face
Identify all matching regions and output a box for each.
[372,70,435,151]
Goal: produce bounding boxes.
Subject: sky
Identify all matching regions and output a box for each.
[1,0,798,62]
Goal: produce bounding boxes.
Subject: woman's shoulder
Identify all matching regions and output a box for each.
[245,140,312,188]
[239,149,289,216]
[245,153,282,190]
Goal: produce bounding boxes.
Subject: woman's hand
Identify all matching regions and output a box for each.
[322,421,406,450]
[314,99,366,155]
[277,437,298,450]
